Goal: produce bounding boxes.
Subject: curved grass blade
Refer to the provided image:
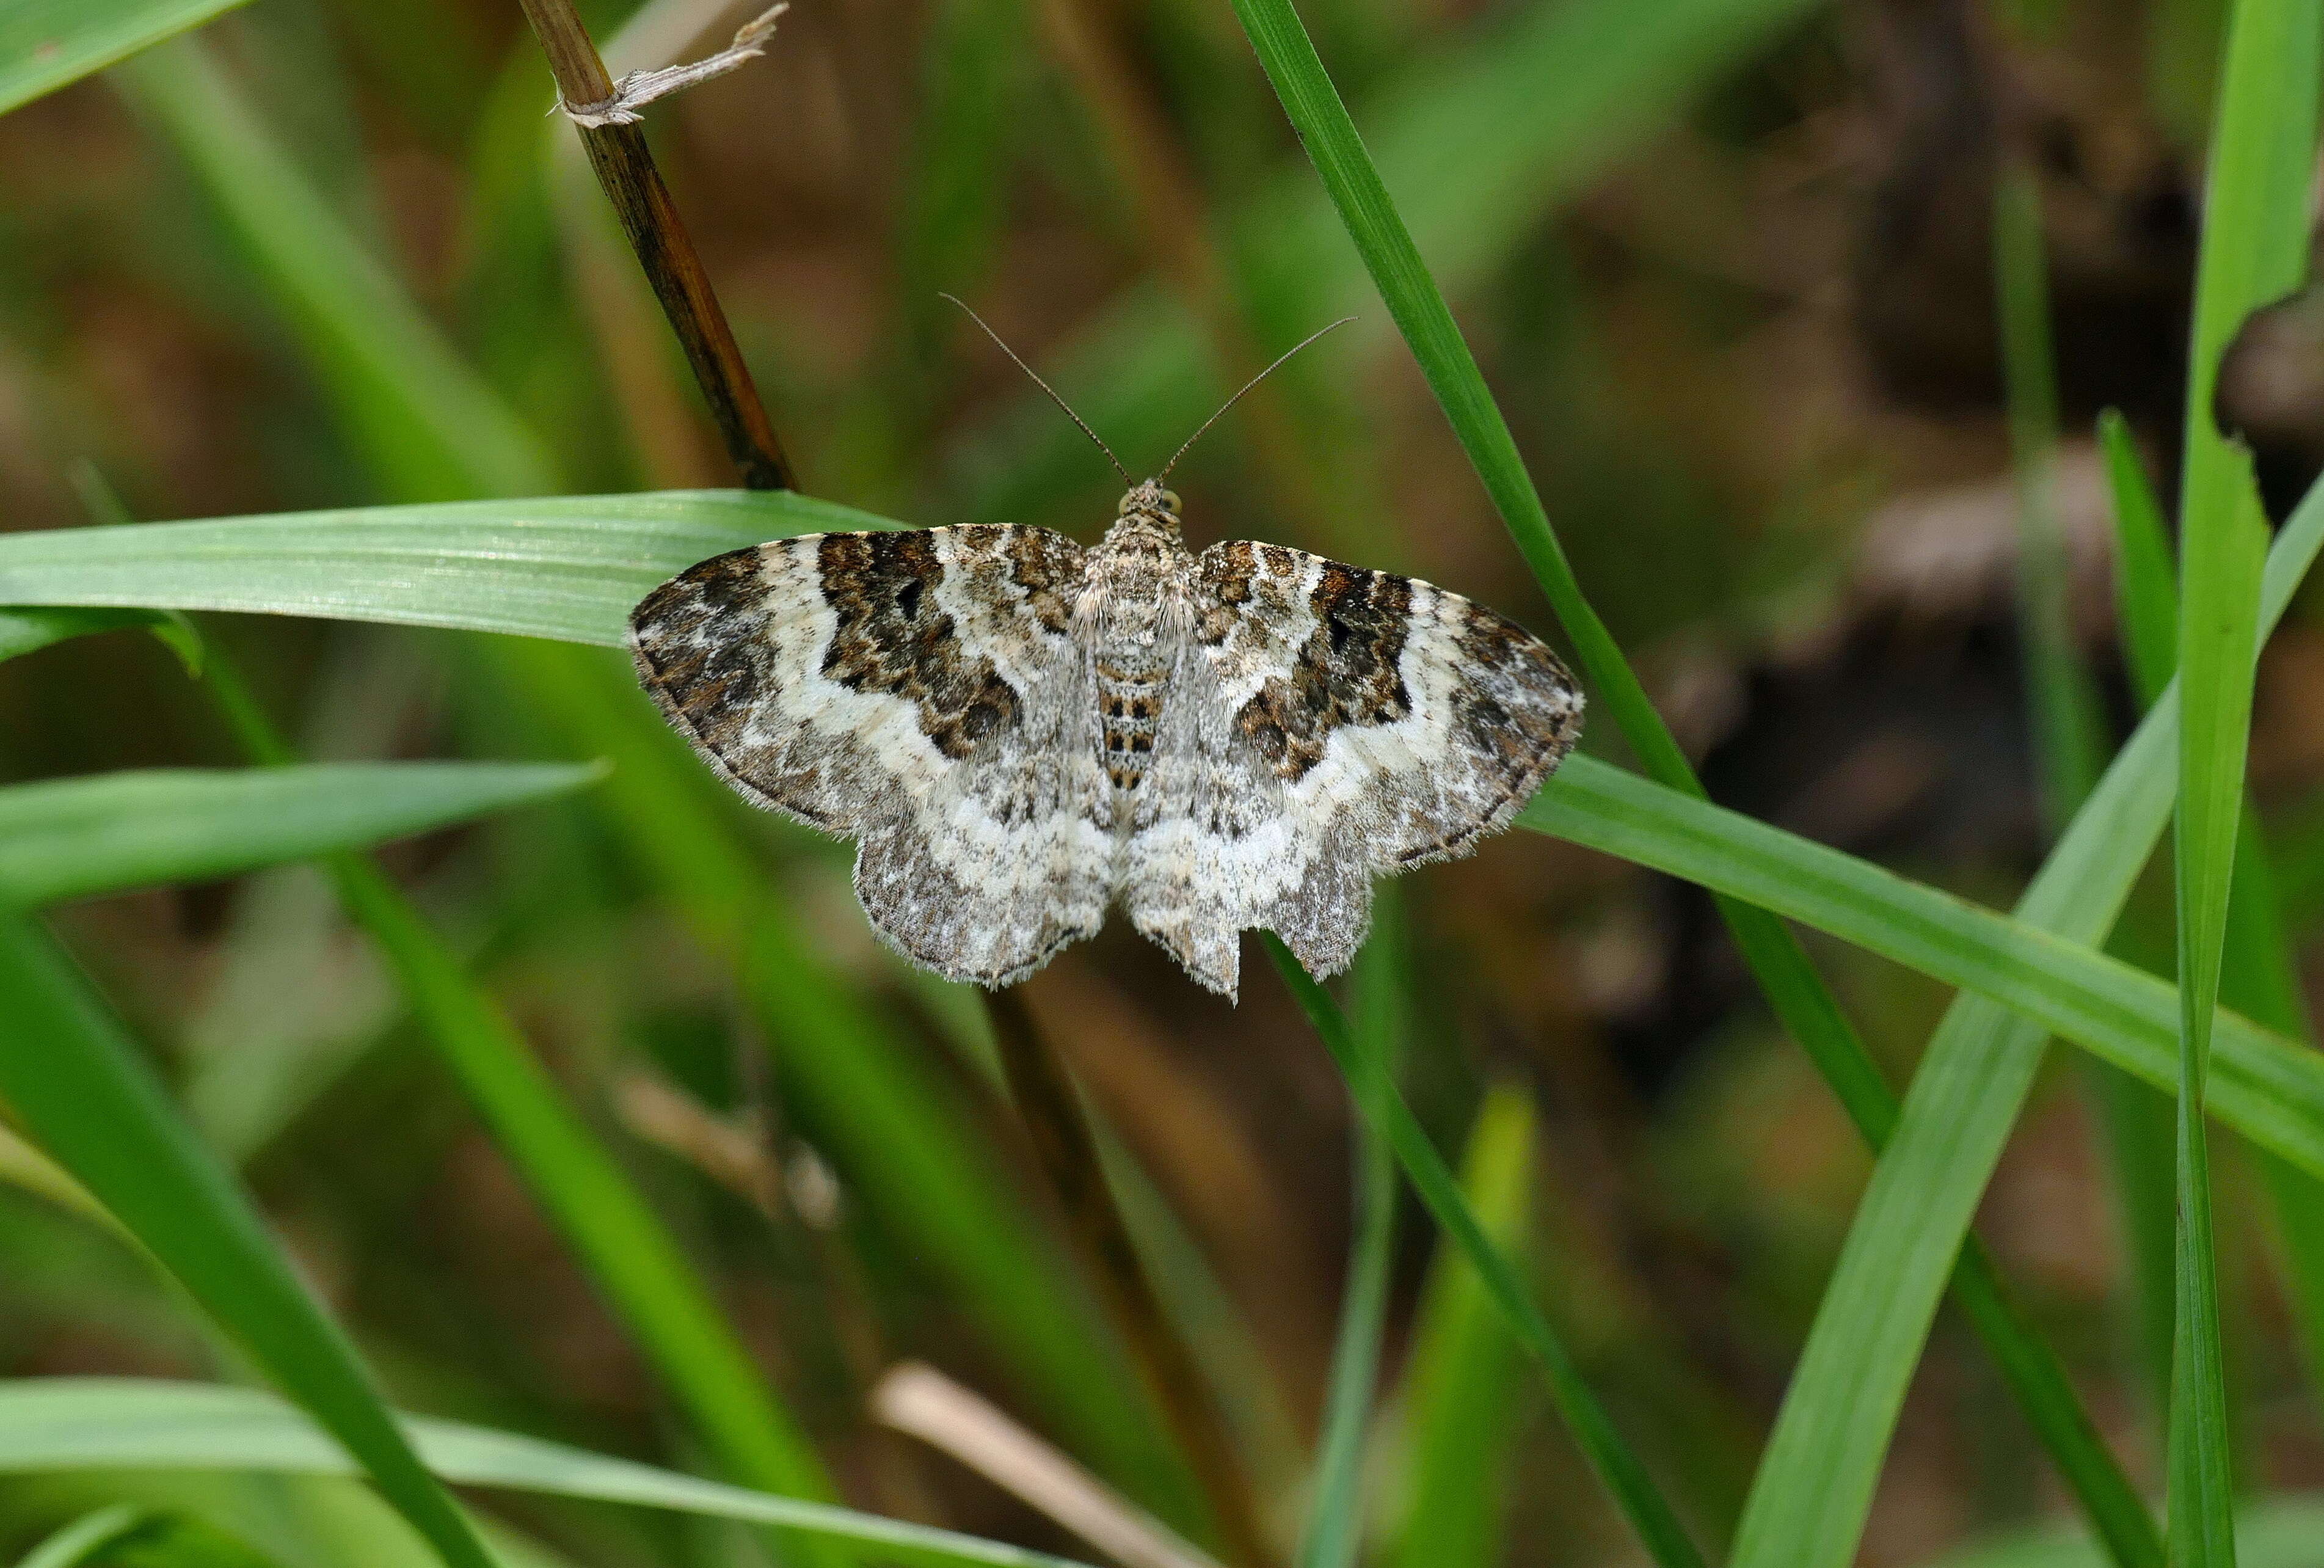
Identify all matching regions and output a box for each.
[0,1379,1095,1568]
[0,762,600,908]
[0,607,200,671]
[0,0,247,117]
[1221,0,2155,1557]
[1523,753,2324,1178]
[1727,462,2324,1568]
[2000,175,2177,1462]
[1295,891,1404,1568]
[2103,404,2324,1436]
[1995,164,2107,831]
[1927,1497,2324,1568]
[0,914,497,1568]
[0,492,874,644]
[12,1503,151,1568]
[2162,0,2321,1554]
[198,655,851,1566]
[2099,409,2179,707]
[1262,937,1706,1568]
[1387,1087,1534,1568]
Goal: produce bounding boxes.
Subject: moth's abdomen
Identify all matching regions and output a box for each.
[1095,654,1166,792]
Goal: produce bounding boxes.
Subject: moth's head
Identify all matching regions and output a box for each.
[1118,481,1182,521]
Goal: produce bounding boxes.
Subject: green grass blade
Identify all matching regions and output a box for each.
[1928,1497,2324,1568]
[1388,1087,1534,1568]
[1727,465,2324,1568]
[197,653,851,1563]
[2219,825,2324,1390]
[1224,0,2155,1553]
[2100,409,2179,707]
[0,607,200,671]
[0,1379,1095,1568]
[0,762,599,908]
[110,35,553,501]
[0,494,881,643]
[0,916,496,1568]
[2000,173,2178,1459]
[2100,401,2324,1438]
[1995,163,2108,829]
[0,0,247,116]
[2165,0,2320,1556]
[1297,890,1404,1568]
[12,1504,151,1568]
[1523,754,2324,1178]
[1263,937,1707,1568]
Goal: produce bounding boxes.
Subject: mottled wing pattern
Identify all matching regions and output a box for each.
[628,525,1111,986]
[1126,541,1581,994]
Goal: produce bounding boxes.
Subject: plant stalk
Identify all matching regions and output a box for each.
[985,988,1278,1568]
[515,0,796,491]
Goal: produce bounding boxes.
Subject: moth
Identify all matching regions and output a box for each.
[629,307,1583,999]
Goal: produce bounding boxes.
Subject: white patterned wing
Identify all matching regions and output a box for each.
[1123,541,1583,996]
[628,525,1113,986]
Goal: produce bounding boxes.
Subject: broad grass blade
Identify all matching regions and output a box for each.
[0,494,868,644]
[11,1503,151,1568]
[0,916,497,1568]
[0,762,599,908]
[0,1378,1097,1568]
[0,0,247,115]
[0,608,199,670]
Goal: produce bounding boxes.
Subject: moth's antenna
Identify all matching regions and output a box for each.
[940,293,1131,484]
[1157,316,1355,481]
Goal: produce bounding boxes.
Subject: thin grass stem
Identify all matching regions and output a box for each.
[515,0,796,490]
[985,988,1279,1568]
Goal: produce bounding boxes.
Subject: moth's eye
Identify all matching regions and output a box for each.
[1159,490,1182,516]
[1116,493,1138,517]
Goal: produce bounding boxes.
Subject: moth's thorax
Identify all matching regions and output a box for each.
[1086,481,1196,798]
[1096,482,1189,557]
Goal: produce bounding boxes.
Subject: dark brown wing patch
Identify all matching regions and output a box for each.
[1235,562,1414,781]
[816,532,1019,759]
[628,544,787,785]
